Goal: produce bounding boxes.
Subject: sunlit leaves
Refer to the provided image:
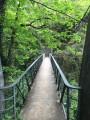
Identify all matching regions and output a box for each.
[2,0,90,83]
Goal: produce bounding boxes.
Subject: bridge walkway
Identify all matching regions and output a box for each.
[20,57,65,120]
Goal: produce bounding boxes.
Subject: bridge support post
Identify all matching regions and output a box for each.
[67,87,70,120]
[43,53,45,59]
[13,86,16,118]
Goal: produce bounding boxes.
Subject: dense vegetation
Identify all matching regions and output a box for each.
[0,0,90,119]
[1,0,89,86]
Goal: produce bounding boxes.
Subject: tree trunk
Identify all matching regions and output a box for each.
[8,28,16,67]
[8,2,20,67]
[0,0,6,57]
[79,14,90,120]
[0,0,6,114]
[0,57,4,113]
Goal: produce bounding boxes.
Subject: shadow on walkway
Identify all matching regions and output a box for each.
[21,57,65,120]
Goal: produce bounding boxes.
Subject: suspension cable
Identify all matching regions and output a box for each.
[30,0,80,22]
[29,0,90,32]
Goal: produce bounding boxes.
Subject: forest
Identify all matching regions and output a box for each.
[0,0,90,120]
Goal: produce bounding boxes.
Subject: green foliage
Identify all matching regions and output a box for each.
[1,0,89,94]
[0,0,90,119]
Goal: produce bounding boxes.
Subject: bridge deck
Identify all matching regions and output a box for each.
[21,57,65,120]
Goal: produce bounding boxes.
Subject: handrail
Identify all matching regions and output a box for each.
[50,54,82,120]
[0,54,43,90]
[0,54,44,119]
[50,54,81,90]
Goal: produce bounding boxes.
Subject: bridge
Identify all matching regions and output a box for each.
[0,54,82,120]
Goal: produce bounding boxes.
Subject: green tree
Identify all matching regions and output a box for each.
[1,0,90,85]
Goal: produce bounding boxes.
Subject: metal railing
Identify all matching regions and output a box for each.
[50,54,82,120]
[0,54,44,119]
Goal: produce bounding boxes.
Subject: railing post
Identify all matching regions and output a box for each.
[60,85,66,103]
[25,74,30,91]
[57,74,61,91]
[78,89,82,120]
[67,87,70,120]
[33,65,35,79]
[13,86,16,118]
[55,68,58,84]
[31,67,34,84]
[43,53,45,59]
[49,53,51,60]
[22,77,24,103]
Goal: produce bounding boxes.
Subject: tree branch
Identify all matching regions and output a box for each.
[21,23,47,29]
[20,17,50,29]
[81,5,90,21]
[30,0,80,22]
